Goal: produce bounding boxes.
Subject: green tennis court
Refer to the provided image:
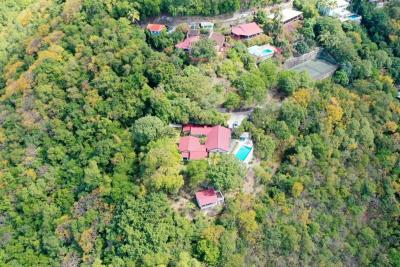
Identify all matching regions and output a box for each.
[290,59,338,80]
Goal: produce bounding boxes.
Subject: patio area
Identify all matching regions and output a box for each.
[230,132,254,165]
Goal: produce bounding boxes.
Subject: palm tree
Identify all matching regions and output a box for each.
[128,8,140,23]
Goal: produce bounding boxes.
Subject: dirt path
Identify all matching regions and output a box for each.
[243,167,256,194]
[243,160,264,195]
[170,195,196,221]
[266,88,285,108]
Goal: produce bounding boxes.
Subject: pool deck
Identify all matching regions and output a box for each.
[230,139,254,165]
[247,44,276,62]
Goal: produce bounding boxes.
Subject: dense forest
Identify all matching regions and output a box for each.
[0,0,399,266]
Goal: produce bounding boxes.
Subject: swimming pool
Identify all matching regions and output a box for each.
[261,49,273,56]
[248,45,275,59]
[348,14,360,20]
[235,146,252,161]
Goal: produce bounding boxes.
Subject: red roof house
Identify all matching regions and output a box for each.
[182,124,193,133]
[175,36,200,51]
[182,124,212,136]
[191,126,213,136]
[179,136,208,160]
[147,24,166,35]
[180,124,231,160]
[205,125,231,153]
[231,22,263,39]
[195,189,224,209]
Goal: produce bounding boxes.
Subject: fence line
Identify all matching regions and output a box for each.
[283,48,322,69]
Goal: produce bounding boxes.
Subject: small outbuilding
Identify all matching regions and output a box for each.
[200,22,214,31]
[146,24,166,35]
[195,189,224,210]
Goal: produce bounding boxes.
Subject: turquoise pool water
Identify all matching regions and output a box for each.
[235,146,252,161]
[348,14,360,20]
[261,49,273,56]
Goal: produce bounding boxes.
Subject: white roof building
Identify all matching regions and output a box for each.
[322,0,361,23]
[281,8,303,24]
[200,22,214,30]
[268,8,303,24]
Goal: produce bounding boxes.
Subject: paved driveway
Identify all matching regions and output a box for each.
[226,110,253,128]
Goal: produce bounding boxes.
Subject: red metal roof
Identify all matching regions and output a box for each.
[205,125,231,152]
[190,151,209,160]
[180,124,231,159]
[191,126,212,136]
[182,124,194,133]
[179,136,208,160]
[196,189,218,207]
[175,36,200,50]
[181,151,190,159]
[179,136,204,152]
[146,24,166,32]
[182,124,212,136]
[231,22,262,37]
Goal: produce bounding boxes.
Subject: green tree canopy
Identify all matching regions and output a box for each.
[191,39,217,60]
[207,154,245,191]
[142,137,184,193]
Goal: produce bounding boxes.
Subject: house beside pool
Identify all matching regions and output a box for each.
[204,125,231,154]
[179,125,231,160]
[231,22,263,39]
[195,188,224,209]
[320,0,362,23]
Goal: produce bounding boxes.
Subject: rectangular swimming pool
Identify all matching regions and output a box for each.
[235,146,252,161]
[348,14,360,20]
[260,49,273,57]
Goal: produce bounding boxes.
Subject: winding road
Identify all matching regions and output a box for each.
[141,1,294,29]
